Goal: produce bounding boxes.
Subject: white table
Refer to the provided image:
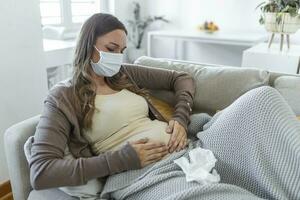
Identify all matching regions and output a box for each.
[242,43,300,74]
[147,30,268,60]
[43,39,76,68]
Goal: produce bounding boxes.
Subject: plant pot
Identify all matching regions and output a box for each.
[264,12,300,33]
[127,48,146,63]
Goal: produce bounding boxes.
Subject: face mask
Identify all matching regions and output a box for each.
[90,45,123,77]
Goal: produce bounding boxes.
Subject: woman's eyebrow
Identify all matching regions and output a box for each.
[108,42,120,47]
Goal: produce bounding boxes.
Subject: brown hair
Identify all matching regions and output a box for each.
[72,13,148,131]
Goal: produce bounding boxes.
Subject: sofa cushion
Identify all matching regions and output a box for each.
[135,56,270,114]
[274,76,300,115]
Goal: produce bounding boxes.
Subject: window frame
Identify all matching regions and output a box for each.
[40,0,105,30]
[39,0,63,25]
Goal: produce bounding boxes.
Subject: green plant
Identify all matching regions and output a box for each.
[127,2,169,49]
[256,0,300,24]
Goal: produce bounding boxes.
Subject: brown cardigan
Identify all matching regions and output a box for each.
[29,63,196,190]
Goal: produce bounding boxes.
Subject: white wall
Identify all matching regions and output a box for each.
[179,0,263,32]
[0,0,48,182]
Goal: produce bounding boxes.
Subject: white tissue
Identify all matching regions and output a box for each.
[174,147,220,184]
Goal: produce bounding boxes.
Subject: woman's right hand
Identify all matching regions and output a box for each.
[129,138,169,167]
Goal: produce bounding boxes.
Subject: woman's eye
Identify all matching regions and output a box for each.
[106,47,114,52]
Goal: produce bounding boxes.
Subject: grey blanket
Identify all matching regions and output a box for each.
[100,86,300,200]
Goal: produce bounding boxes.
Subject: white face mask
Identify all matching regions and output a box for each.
[90,45,123,77]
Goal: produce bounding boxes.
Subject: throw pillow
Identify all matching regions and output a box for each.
[148,95,175,122]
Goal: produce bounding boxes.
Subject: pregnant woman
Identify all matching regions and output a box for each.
[29,13,195,191]
[29,13,300,200]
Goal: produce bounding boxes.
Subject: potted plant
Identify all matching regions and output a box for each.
[126,2,169,63]
[257,0,300,50]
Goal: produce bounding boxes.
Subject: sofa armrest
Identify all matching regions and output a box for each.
[4,115,40,200]
[274,76,300,116]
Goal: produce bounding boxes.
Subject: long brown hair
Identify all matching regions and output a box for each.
[72,13,148,131]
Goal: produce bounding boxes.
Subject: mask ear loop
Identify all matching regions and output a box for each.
[93,45,101,52]
[92,45,101,63]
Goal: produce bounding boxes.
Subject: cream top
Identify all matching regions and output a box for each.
[83,89,171,155]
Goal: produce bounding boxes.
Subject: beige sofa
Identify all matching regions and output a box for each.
[4,56,300,200]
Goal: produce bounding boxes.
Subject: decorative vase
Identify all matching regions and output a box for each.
[127,47,146,63]
[264,12,300,50]
[264,12,300,33]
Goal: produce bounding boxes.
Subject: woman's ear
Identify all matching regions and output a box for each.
[91,48,100,63]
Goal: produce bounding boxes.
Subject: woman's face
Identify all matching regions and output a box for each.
[91,29,127,63]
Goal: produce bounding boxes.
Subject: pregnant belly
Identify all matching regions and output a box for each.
[118,119,171,159]
[126,120,170,144]
[91,119,171,156]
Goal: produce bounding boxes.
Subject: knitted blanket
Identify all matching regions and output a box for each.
[100,86,300,200]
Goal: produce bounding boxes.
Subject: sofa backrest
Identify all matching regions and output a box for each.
[134,56,300,115]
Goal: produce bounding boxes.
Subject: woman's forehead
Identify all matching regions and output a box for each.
[96,29,127,46]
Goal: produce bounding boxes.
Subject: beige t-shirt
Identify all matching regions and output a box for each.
[83,89,171,155]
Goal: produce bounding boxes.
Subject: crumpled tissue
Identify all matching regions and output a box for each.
[174,147,220,184]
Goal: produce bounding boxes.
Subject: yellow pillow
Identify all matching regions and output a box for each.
[148,95,175,122]
[297,116,300,120]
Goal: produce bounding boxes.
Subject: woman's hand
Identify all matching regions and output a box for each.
[130,138,169,168]
[165,120,187,153]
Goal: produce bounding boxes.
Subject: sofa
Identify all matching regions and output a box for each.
[4,56,300,200]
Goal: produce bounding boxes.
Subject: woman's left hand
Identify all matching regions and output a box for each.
[165,120,187,153]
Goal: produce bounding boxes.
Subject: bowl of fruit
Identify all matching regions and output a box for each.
[198,21,219,33]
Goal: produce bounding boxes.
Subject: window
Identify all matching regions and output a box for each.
[39,0,101,27]
[40,0,62,25]
[71,0,100,23]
